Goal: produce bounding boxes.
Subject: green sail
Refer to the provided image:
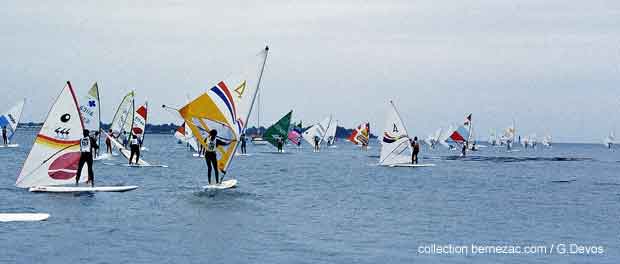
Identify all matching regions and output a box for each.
[264,110,293,148]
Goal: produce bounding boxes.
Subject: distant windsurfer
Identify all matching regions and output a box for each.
[128,134,140,165]
[105,129,113,154]
[313,135,320,152]
[240,133,247,154]
[76,129,97,187]
[204,129,229,184]
[94,131,101,157]
[276,136,284,153]
[411,136,420,164]
[2,126,7,145]
[461,144,467,157]
[122,131,128,148]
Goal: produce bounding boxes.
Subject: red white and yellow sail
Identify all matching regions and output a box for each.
[16,82,87,188]
[179,46,269,173]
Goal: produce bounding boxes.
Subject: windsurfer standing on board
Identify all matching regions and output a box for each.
[1,126,7,145]
[76,129,97,187]
[411,136,420,164]
[105,129,113,154]
[128,134,140,165]
[313,135,320,152]
[276,136,284,153]
[204,129,229,184]
[240,133,247,154]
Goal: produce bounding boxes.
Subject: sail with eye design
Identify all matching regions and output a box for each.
[16,82,87,188]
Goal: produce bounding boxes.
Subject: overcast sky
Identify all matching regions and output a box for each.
[1,0,619,142]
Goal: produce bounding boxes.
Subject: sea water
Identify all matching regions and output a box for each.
[1,129,619,263]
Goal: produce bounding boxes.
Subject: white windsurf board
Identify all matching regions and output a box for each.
[29,185,138,193]
[202,179,237,190]
[0,213,50,222]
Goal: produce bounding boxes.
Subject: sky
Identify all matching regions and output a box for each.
[1,0,619,142]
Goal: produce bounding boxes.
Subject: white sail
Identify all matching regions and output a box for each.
[439,125,453,148]
[16,82,88,188]
[79,82,100,133]
[110,91,135,140]
[302,115,332,145]
[0,99,25,143]
[324,118,338,145]
[379,101,412,166]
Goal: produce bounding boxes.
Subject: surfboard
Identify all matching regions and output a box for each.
[0,144,19,148]
[0,213,50,222]
[235,153,252,157]
[29,185,138,193]
[122,164,168,168]
[387,163,436,168]
[202,179,237,190]
[192,153,204,158]
[103,162,168,168]
[94,153,113,161]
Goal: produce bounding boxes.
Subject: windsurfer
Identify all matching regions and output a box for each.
[276,136,284,152]
[240,133,247,154]
[2,126,7,145]
[76,129,97,187]
[105,129,113,154]
[411,136,420,164]
[313,135,320,152]
[204,129,229,184]
[128,134,140,165]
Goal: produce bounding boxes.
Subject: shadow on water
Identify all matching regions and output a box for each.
[550,179,577,183]
[435,155,594,163]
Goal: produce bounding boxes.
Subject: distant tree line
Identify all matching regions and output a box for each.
[18,122,376,138]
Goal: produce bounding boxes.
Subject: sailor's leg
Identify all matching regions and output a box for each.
[86,154,94,187]
[76,155,86,185]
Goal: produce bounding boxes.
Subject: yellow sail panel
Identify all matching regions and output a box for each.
[179,93,231,128]
[180,92,239,173]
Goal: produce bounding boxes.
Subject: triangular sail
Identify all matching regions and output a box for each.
[324,118,338,145]
[302,116,332,145]
[79,82,100,133]
[175,122,199,152]
[16,82,87,188]
[180,46,269,174]
[348,122,370,145]
[110,91,135,139]
[379,101,412,165]
[263,110,292,148]
[133,102,148,142]
[0,99,25,143]
[287,121,303,145]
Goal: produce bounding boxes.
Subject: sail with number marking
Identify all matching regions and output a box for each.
[179,46,270,174]
[379,101,412,166]
[79,82,101,134]
[16,82,88,188]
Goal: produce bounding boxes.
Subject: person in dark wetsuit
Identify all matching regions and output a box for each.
[240,133,247,154]
[105,129,113,154]
[2,126,7,145]
[76,129,97,187]
[461,143,467,157]
[204,129,229,184]
[276,136,284,152]
[128,134,140,165]
[313,135,320,152]
[411,136,420,164]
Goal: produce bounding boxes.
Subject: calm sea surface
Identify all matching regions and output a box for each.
[1,129,619,263]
